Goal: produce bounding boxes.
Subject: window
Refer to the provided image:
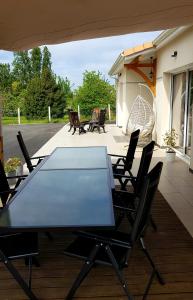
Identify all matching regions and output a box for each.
[172,71,193,157]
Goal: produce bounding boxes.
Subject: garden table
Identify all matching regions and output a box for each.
[0,146,115,300]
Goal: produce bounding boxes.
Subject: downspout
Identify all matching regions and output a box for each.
[110,75,118,126]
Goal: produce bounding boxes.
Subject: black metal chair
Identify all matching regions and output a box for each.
[63,162,164,300]
[17,131,47,173]
[0,232,39,300]
[113,141,156,230]
[114,140,155,191]
[0,160,26,208]
[91,109,106,133]
[109,129,140,185]
[70,112,87,135]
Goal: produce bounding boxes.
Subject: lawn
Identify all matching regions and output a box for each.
[3,116,68,125]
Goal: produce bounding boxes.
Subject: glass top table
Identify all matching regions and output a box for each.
[41,147,109,170]
[0,146,115,231]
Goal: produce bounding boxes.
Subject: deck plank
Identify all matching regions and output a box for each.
[1,191,193,299]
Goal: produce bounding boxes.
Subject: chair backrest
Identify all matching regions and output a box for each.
[70,112,80,126]
[130,161,163,243]
[17,131,33,172]
[68,109,74,125]
[91,108,100,121]
[0,160,11,207]
[134,140,155,193]
[125,129,140,169]
[98,109,106,125]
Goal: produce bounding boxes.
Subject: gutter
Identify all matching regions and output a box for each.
[108,53,124,76]
[153,25,192,49]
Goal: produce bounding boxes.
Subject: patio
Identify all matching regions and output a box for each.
[1,123,193,300]
[34,123,193,238]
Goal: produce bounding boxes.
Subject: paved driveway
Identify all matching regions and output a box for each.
[3,123,64,161]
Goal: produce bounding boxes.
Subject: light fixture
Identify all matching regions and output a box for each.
[171,51,177,58]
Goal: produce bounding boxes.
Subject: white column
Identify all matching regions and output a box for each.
[78,105,80,119]
[108,104,111,121]
[48,106,51,122]
[17,108,21,125]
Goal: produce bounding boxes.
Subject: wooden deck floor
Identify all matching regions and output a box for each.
[1,191,193,300]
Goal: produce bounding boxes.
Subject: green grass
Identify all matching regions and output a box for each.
[2,113,116,125]
[3,116,68,125]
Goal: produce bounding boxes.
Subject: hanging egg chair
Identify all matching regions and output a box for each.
[126,91,155,139]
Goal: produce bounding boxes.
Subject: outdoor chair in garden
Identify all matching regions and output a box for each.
[68,109,74,132]
[109,129,140,182]
[0,160,27,208]
[17,131,47,173]
[87,108,100,131]
[71,112,87,135]
[0,232,39,300]
[113,141,157,231]
[63,162,164,300]
[90,109,106,133]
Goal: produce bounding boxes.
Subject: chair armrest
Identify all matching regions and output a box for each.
[112,163,125,167]
[113,174,137,179]
[108,154,126,158]
[75,231,130,249]
[113,205,136,213]
[30,155,47,160]
[6,175,27,179]
[0,189,15,195]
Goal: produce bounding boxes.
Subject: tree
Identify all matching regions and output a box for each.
[41,69,65,118]
[74,71,116,115]
[0,63,12,91]
[57,76,73,107]
[25,77,45,118]
[42,46,52,71]
[25,68,66,119]
[31,47,42,77]
[12,51,32,88]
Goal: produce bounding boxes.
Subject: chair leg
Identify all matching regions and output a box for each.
[142,270,156,300]
[45,232,54,241]
[115,211,125,230]
[102,126,106,133]
[68,125,73,132]
[72,127,76,135]
[65,244,100,300]
[0,250,38,300]
[150,215,157,232]
[28,256,32,290]
[105,245,133,300]
[97,126,100,134]
[140,238,165,285]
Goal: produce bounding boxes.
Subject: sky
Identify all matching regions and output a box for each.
[0,31,161,88]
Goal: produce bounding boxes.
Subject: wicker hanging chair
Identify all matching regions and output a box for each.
[127,94,155,139]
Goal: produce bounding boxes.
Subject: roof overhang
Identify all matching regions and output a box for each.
[109,46,156,76]
[1,1,193,51]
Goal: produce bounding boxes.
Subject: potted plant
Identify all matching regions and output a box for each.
[5,157,22,185]
[163,129,178,161]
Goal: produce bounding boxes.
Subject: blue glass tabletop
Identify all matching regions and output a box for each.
[41,147,108,170]
[0,169,114,230]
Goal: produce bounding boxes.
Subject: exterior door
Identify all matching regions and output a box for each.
[172,71,192,157]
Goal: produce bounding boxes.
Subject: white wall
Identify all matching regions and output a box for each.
[155,25,193,147]
[116,65,153,134]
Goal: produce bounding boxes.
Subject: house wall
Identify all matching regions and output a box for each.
[116,65,153,134]
[155,26,193,149]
